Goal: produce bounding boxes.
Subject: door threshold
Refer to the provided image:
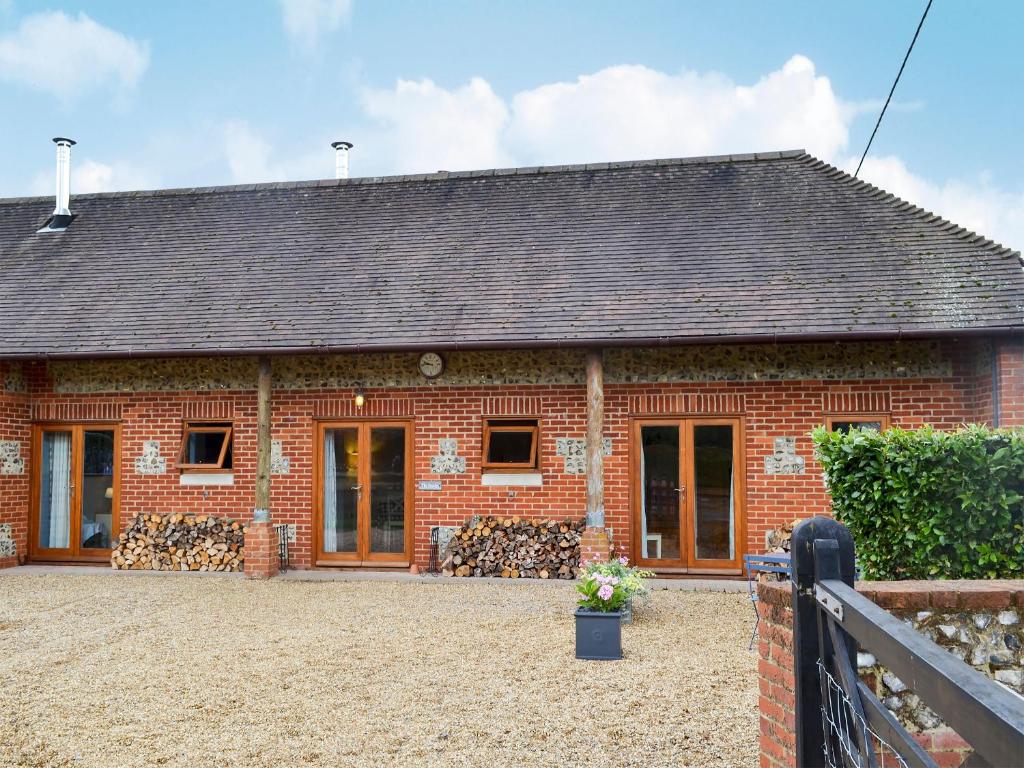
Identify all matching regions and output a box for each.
[649,568,743,578]
[314,560,410,570]
[26,559,109,567]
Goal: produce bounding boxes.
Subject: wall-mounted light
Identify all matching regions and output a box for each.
[354,387,366,408]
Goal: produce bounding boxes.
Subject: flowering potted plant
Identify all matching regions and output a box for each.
[574,569,627,660]
[580,556,654,624]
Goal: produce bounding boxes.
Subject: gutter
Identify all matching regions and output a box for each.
[0,325,1020,362]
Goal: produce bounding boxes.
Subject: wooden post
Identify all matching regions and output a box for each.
[585,349,604,528]
[254,355,272,523]
[790,515,856,768]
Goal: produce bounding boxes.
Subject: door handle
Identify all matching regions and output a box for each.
[674,486,686,496]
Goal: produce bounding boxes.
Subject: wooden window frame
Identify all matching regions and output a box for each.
[177,422,233,472]
[481,418,540,472]
[825,414,891,433]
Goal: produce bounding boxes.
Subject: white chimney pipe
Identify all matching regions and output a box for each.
[52,137,76,217]
[331,141,353,179]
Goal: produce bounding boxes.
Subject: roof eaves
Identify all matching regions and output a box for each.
[800,153,1022,261]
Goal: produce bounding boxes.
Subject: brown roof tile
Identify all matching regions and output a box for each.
[0,150,1020,358]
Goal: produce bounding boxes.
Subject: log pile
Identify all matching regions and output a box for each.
[764,518,798,555]
[112,513,245,572]
[760,518,798,581]
[442,516,584,579]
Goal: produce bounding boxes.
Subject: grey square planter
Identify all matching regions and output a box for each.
[575,608,622,660]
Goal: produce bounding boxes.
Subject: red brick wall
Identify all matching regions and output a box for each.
[757,580,1024,768]
[0,365,30,568]
[0,338,1017,571]
[996,340,1024,427]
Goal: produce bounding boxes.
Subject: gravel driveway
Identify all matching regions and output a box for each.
[0,573,757,767]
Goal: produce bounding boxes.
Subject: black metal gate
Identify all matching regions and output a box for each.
[790,516,1024,768]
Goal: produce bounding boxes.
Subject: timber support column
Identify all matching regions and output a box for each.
[580,349,611,566]
[246,355,279,580]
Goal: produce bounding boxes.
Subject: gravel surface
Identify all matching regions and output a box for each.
[0,574,758,767]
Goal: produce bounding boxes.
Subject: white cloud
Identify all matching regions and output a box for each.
[359,56,846,171]
[356,56,1023,249]
[30,157,158,196]
[223,121,284,183]
[0,11,149,102]
[360,77,512,172]
[509,56,848,166]
[278,0,352,50]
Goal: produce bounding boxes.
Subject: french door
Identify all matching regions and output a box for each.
[631,418,744,572]
[314,421,413,566]
[30,423,120,563]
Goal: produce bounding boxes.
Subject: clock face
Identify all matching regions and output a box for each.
[418,352,445,379]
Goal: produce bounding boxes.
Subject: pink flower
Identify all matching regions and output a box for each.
[597,584,614,601]
[619,556,629,565]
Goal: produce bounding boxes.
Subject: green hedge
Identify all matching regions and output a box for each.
[812,425,1024,580]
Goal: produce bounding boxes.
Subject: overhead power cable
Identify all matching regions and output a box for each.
[854,0,934,178]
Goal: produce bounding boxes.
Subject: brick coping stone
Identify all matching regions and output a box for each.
[759,579,1024,610]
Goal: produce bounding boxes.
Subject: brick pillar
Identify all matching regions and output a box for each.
[244,521,279,580]
[996,339,1024,427]
[580,526,611,567]
[757,582,797,768]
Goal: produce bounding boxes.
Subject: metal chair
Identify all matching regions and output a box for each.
[744,553,792,650]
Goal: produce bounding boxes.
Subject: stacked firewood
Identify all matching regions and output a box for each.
[765,518,798,555]
[111,513,245,572]
[442,516,584,579]
[760,518,798,581]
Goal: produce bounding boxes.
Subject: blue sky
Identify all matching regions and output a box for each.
[1,0,1022,247]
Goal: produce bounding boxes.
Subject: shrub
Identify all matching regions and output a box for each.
[812,424,1024,580]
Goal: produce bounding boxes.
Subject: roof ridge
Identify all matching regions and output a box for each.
[798,153,1023,261]
[0,149,808,205]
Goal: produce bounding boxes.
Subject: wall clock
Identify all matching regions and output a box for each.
[418,352,445,379]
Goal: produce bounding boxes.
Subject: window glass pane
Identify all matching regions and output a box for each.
[370,427,406,554]
[323,428,358,553]
[693,425,734,561]
[184,430,230,467]
[81,430,114,549]
[39,431,72,549]
[830,421,882,434]
[640,426,680,561]
[486,430,534,464]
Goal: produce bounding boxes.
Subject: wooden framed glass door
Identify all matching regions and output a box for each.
[631,417,744,571]
[314,421,413,566]
[30,423,120,563]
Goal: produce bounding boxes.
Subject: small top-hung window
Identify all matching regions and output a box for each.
[177,422,233,471]
[482,418,539,470]
[825,415,891,434]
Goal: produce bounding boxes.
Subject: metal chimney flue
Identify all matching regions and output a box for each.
[331,141,353,179]
[52,137,76,217]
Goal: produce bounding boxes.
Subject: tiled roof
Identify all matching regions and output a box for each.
[0,150,1020,358]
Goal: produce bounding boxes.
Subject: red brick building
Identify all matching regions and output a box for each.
[1,146,1021,573]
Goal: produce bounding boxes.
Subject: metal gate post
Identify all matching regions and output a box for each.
[790,515,857,767]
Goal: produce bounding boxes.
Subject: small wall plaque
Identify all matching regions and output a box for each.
[418,480,443,491]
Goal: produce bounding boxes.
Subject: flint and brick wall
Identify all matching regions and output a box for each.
[0,337,1019,571]
[757,580,1024,768]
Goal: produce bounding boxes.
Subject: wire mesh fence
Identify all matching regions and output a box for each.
[818,660,909,768]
